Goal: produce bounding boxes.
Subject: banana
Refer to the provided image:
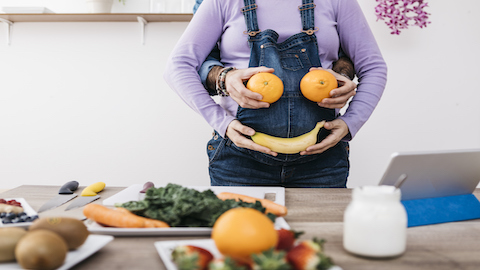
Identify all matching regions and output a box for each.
[251,121,326,154]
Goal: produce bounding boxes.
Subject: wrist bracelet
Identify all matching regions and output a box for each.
[338,72,349,79]
[339,72,354,81]
[216,67,236,97]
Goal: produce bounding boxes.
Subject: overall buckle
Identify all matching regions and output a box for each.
[302,27,319,35]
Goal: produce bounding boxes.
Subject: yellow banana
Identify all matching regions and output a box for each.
[251,121,326,154]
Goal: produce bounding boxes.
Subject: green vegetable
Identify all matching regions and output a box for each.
[116,183,276,227]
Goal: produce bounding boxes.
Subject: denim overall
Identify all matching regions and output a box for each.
[207,0,349,187]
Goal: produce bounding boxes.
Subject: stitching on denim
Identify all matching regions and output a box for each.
[241,3,257,13]
[208,135,227,165]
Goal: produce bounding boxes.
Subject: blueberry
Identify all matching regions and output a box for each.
[2,218,12,224]
[10,217,20,223]
[18,212,27,217]
[0,212,6,218]
[30,215,39,221]
[6,212,16,219]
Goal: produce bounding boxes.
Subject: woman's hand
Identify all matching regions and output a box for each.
[225,66,274,109]
[226,120,278,156]
[310,67,357,109]
[300,119,349,155]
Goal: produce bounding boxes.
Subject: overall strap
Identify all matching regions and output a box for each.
[299,0,318,35]
[241,0,260,36]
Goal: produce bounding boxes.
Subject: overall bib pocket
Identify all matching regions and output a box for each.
[280,49,312,71]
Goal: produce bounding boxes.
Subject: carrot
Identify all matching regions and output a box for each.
[216,192,288,217]
[83,204,170,228]
[114,207,169,228]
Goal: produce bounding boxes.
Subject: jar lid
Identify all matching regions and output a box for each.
[353,185,401,201]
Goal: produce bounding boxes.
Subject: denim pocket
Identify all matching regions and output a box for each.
[280,49,311,71]
[206,132,227,165]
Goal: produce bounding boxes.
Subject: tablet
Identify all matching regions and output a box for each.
[378,149,480,201]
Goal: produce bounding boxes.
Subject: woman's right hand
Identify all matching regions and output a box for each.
[225,66,274,109]
[226,120,278,156]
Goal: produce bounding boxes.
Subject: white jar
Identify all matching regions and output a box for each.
[343,185,407,258]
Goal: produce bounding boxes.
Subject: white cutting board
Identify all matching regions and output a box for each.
[103,185,285,206]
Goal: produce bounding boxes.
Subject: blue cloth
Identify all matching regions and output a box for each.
[402,194,480,227]
[207,0,349,187]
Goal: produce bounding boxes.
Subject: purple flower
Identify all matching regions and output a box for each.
[375,0,431,35]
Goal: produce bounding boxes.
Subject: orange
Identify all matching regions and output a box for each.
[246,72,284,103]
[211,207,278,263]
[300,69,338,102]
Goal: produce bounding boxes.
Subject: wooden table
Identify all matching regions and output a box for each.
[1,186,480,270]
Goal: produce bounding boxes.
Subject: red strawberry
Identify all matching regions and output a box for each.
[286,238,333,270]
[171,245,214,270]
[276,229,304,251]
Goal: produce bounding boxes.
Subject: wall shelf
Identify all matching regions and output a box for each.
[0,13,193,45]
[0,13,193,23]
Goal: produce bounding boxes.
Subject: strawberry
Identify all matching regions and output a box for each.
[171,245,214,270]
[251,248,292,270]
[208,257,249,270]
[276,229,304,251]
[286,238,333,270]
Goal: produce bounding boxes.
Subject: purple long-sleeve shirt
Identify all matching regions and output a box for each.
[164,0,387,139]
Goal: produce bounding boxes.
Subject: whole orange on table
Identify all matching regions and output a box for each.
[246,72,284,103]
[300,69,338,102]
[211,207,278,263]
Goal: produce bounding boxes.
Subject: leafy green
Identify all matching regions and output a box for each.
[116,183,276,227]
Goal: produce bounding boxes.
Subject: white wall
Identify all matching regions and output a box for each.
[350,0,480,186]
[1,0,479,189]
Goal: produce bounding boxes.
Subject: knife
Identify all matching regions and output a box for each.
[140,182,154,193]
[64,182,106,211]
[37,181,80,213]
[139,181,154,200]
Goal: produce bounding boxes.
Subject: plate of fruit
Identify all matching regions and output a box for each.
[155,207,341,270]
[155,237,342,270]
[0,198,39,228]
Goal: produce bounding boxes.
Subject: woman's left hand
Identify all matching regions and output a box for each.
[300,119,349,155]
[310,67,357,109]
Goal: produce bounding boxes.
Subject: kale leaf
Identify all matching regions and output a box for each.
[117,183,276,227]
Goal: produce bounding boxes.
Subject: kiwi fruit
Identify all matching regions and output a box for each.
[0,227,27,262]
[29,217,89,250]
[15,229,68,270]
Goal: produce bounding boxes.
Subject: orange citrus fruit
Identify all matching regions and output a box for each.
[246,72,284,103]
[211,207,278,263]
[300,69,338,102]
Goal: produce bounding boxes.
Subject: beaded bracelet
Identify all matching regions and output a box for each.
[216,67,236,97]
